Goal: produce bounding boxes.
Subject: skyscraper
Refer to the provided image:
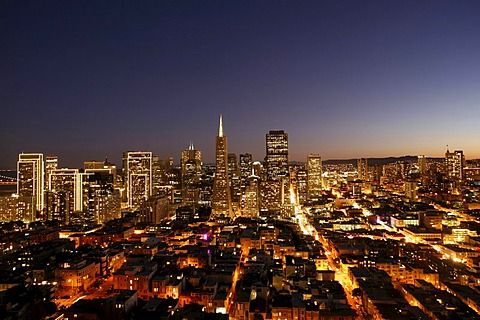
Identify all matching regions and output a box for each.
[239,153,253,192]
[357,158,368,181]
[307,154,323,200]
[265,130,289,181]
[243,175,260,218]
[181,142,202,178]
[84,159,117,183]
[17,153,44,221]
[84,160,120,224]
[45,155,58,190]
[405,181,418,201]
[260,180,282,213]
[296,168,307,204]
[262,130,289,214]
[180,143,202,204]
[228,153,241,208]
[123,151,153,209]
[48,168,88,222]
[445,148,465,181]
[418,155,427,174]
[212,115,233,218]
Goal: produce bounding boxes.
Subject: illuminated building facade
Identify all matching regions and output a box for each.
[17,153,44,221]
[83,159,120,223]
[239,153,253,192]
[404,181,418,201]
[265,130,289,181]
[123,151,153,209]
[48,169,90,223]
[152,155,176,195]
[445,148,465,181]
[260,181,282,213]
[84,159,117,183]
[396,160,407,180]
[357,158,368,181]
[371,164,382,184]
[228,153,241,208]
[307,154,323,200]
[181,142,202,179]
[296,168,307,204]
[140,194,169,224]
[243,175,260,217]
[45,155,58,190]
[0,195,19,222]
[212,115,233,218]
[263,130,289,213]
[181,143,202,203]
[418,155,427,174]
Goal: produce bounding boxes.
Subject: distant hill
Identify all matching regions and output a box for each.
[322,156,443,166]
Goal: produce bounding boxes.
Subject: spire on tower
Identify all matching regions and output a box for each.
[218,114,224,137]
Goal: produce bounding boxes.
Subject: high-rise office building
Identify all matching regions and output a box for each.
[357,158,368,181]
[212,115,233,218]
[243,175,260,218]
[260,181,282,213]
[84,160,120,224]
[48,169,89,223]
[181,142,202,178]
[87,173,120,224]
[296,168,307,204]
[239,153,253,192]
[395,161,407,180]
[140,195,169,224]
[372,164,383,183]
[45,155,58,190]
[265,130,289,181]
[228,153,238,175]
[263,130,289,212]
[445,148,465,181]
[405,181,418,201]
[84,159,117,183]
[123,151,153,209]
[151,155,162,196]
[181,143,202,203]
[307,154,323,200]
[418,155,427,174]
[228,153,241,208]
[17,153,44,221]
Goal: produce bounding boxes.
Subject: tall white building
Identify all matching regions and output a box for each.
[45,155,58,190]
[17,153,44,221]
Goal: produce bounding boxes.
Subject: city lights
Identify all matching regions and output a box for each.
[1,1,480,319]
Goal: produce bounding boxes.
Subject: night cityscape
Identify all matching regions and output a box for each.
[2,1,480,320]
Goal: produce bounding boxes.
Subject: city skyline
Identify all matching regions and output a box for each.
[2,139,478,170]
[4,2,480,317]
[1,126,477,170]
[2,1,480,167]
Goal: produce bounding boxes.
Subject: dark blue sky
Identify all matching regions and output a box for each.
[1,1,480,168]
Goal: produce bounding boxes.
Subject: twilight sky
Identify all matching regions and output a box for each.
[1,1,480,168]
